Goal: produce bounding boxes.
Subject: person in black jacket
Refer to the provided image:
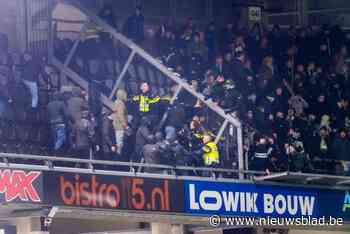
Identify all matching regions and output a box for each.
[47,92,69,152]
[134,116,154,162]
[332,129,350,175]
[73,110,95,159]
[249,136,271,173]
[123,6,144,43]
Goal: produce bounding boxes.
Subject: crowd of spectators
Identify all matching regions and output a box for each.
[2,5,350,177]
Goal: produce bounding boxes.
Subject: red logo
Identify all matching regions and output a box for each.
[0,169,41,202]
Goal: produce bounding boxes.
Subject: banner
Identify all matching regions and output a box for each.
[184,180,350,221]
[44,172,184,213]
[0,169,43,203]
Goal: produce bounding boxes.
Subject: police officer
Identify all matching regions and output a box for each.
[202,134,220,167]
[132,82,160,117]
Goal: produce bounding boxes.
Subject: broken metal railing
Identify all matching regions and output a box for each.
[52,1,244,178]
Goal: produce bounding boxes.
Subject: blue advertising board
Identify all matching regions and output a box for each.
[183,180,350,220]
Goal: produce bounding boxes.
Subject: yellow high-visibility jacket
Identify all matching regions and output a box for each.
[203,141,219,166]
[133,95,160,113]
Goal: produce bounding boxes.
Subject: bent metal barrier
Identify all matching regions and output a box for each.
[51,1,244,179]
[1,166,350,222]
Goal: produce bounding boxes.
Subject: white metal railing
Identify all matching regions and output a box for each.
[1,153,350,188]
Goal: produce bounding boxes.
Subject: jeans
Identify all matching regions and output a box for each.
[115,130,125,154]
[52,124,66,151]
[23,80,38,108]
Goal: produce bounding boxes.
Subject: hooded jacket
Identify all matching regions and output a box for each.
[112,89,128,131]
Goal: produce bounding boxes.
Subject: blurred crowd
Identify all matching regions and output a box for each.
[2,5,350,176]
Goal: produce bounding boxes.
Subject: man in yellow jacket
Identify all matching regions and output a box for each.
[202,134,220,167]
[132,82,160,116]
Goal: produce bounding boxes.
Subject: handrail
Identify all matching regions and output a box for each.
[0,152,257,174]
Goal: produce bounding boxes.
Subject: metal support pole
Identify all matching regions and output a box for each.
[214,119,229,144]
[237,127,244,180]
[109,50,136,99]
[60,21,89,83]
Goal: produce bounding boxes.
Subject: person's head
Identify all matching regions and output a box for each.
[226,22,233,29]
[116,89,128,101]
[194,32,201,43]
[155,132,164,142]
[341,63,349,74]
[307,61,315,71]
[247,110,253,119]
[320,44,327,52]
[275,87,283,96]
[215,55,223,65]
[216,75,225,83]
[23,52,32,62]
[52,92,62,101]
[190,80,198,90]
[236,51,245,62]
[340,129,348,139]
[319,127,328,137]
[203,134,212,144]
[187,17,194,27]
[258,137,267,145]
[263,55,273,67]
[297,64,304,73]
[140,116,151,127]
[260,36,269,47]
[276,111,284,119]
[244,58,252,69]
[205,70,215,84]
[136,6,142,16]
[224,52,232,62]
[235,35,245,45]
[102,7,111,15]
[318,94,326,103]
[208,22,215,31]
[140,82,150,93]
